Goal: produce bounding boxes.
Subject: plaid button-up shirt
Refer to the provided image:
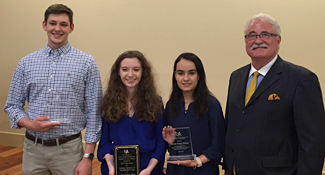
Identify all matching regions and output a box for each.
[4,42,102,143]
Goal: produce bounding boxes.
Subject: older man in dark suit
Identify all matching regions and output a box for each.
[224,13,325,175]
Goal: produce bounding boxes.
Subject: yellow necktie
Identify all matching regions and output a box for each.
[245,71,260,105]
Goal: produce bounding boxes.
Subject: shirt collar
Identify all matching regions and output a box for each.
[248,55,278,77]
[43,42,71,56]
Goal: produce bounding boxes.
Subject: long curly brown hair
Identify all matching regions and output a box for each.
[100,50,162,123]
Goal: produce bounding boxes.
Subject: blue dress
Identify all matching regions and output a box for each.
[165,96,226,175]
[97,114,166,175]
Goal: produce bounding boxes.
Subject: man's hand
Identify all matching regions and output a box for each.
[75,158,92,175]
[18,117,60,132]
[162,126,176,145]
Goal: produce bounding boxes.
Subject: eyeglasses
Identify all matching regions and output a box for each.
[245,32,278,41]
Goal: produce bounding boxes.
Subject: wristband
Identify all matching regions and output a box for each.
[195,157,202,167]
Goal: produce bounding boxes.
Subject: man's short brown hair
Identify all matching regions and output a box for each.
[44,4,73,25]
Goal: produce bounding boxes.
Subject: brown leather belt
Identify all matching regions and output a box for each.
[25,131,81,146]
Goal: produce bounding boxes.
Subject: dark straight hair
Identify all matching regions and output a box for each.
[168,52,214,119]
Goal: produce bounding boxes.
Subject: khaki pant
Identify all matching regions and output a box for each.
[22,136,83,175]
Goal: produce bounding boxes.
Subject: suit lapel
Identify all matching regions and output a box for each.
[231,64,250,109]
[245,56,284,107]
[239,66,250,108]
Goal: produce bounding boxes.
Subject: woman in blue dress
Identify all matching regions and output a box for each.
[97,51,166,175]
[162,52,226,175]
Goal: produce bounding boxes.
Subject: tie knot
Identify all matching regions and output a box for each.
[253,71,260,77]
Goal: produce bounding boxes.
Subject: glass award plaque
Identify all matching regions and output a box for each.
[167,127,196,161]
[114,145,140,175]
[45,91,71,124]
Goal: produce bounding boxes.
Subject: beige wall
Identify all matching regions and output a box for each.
[1,0,324,172]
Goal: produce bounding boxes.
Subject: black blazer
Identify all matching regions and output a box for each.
[224,56,325,175]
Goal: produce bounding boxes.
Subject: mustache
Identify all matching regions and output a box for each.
[250,44,269,50]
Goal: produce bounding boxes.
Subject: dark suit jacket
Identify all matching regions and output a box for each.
[224,56,325,175]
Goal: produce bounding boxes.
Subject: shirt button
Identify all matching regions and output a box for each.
[242,110,245,114]
[236,129,240,133]
[52,62,55,64]
[50,75,53,78]
[47,104,49,106]
[49,89,51,91]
